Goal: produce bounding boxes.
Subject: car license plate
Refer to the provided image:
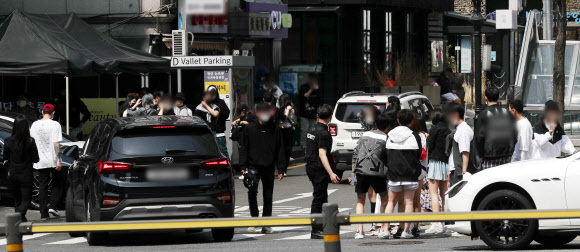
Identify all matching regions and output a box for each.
[146,167,190,181]
[351,131,364,138]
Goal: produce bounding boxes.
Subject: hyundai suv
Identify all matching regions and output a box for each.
[329,91,434,178]
[65,116,235,245]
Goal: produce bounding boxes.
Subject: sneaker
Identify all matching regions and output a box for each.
[425,223,445,234]
[400,231,414,239]
[378,230,392,239]
[247,227,258,233]
[311,230,324,239]
[238,175,245,180]
[354,232,365,239]
[393,227,403,239]
[289,157,295,161]
[49,209,61,217]
[390,226,399,235]
[261,227,274,234]
[411,227,420,238]
[283,172,287,177]
[368,225,378,236]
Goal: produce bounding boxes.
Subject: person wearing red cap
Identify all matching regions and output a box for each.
[29,104,63,219]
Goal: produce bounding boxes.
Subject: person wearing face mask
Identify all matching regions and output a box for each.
[474,87,517,169]
[13,95,37,118]
[173,92,192,116]
[532,100,575,158]
[299,73,321,149]
[240,103,286,234]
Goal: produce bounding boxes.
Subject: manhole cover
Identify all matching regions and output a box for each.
[359,241,425,246]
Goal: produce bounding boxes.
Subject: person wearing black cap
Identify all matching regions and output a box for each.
[173,92,192,116]
[533,100,575,158]
[240,102,285,234]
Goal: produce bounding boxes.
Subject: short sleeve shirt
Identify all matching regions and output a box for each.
[449,121,473,170]
[512,118,534,161]
[30,119,62,169]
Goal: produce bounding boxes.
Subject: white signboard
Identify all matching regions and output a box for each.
[171,56,233,68]
[460,36,472,74]
[496,10,517,30]
[185,0,226,15]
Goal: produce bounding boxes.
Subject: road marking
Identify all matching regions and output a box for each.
[0,233,51,245]
[232,234,264,241]
[45,237,87,245]
[273,189,338,204]
[287,163,305,170]
[276,230,353,240]
[234,206,249,212]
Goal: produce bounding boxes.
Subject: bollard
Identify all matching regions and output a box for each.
[322,203,341,252]
[6,213,23,252]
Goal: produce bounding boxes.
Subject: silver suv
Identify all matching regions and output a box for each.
[329,91,434,178]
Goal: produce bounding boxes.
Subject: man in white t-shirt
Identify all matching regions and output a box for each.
[445,103,475,185]
[30,104,63,219]
[509,99,534,162]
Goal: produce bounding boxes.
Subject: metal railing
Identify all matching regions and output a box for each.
[3,204,580,252]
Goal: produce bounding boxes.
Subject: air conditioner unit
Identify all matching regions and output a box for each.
[172,30,188,56]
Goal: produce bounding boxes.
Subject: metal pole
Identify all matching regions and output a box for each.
[544,0,553,40]
[145,73,149,88]
[65,75,70,135]
[6,213,23,252]
[115,73,120,118]
[168,72,172,94]
[177,69,182,93]
[322,203,341,252]
[470,0,484,114]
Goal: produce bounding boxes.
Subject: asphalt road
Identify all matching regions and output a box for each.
[1,162,580,251]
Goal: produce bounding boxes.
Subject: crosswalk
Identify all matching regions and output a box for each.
[234,205,351,217]
[0,226,355,246]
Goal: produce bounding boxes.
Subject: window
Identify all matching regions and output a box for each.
[334,103,387,123]
[110,128,219,160]
[385,12,393,72]
[363,10,372,74]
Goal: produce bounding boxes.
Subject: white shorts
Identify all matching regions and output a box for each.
[441,92,459,102]
[388,181,419,192]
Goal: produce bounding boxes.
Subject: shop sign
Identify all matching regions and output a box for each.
[184,0,226,15]
[279,73,298,95]
[204,70,231,120]
[81,98,117,135]
[171,56,233,67]
[245,2,289,38]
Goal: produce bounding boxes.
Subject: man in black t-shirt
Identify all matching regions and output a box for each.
[305,104,340,239]
[299,73,321,148]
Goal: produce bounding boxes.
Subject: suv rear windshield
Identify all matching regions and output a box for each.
[334,103,386,123]
[110,127,219,159]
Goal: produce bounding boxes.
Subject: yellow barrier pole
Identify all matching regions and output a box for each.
[6,213,23,252]
[322,203,341,252]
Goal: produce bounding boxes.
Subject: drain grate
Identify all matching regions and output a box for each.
[359,241,425,246]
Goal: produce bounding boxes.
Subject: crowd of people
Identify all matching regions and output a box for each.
[346,86,575,240]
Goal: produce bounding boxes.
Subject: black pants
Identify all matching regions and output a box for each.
[247,167,275,218]
[310,180,329,232]
[281,128,294,173]
[7,172,33,221]
[38,168,63,218]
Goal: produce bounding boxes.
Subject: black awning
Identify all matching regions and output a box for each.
[0,10,169,76]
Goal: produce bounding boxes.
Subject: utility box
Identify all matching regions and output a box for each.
[496,10,517,30]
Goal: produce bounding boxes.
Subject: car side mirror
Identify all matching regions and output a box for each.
[63,145,79,159]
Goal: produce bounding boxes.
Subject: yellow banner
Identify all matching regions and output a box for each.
[81,98,118,134]
[205,81,230,95]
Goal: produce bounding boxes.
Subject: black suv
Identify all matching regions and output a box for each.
[65,116,235,245]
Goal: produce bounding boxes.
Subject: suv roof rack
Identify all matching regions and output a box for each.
[341,91,395,98]
[398,91,422,99]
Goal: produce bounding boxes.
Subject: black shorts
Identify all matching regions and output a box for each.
[354,174,387,194]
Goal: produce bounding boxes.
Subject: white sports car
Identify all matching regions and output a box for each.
[446,152,580,250]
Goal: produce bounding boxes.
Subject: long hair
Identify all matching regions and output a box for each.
[278,94,293,108]
[121,93,139,114]
[12,115,31,150]
[430,108,446,125]
[408,113,426,134]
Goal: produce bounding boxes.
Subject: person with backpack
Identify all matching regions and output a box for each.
[474,87,517,169]
[352,112,393,239]
[425,109,451,234]
[383,109,422,239]
[3,116,40,221]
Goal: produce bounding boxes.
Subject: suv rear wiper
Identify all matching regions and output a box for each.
[165,149,197,153]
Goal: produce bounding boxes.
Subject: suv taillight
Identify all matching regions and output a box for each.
[102,196,121,208]
[98,161,133,173]
[329,124,337,136]
[201,158,229,168]
[214,192,232,203]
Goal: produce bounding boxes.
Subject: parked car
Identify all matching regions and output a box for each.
[329,91,433,178]
[446,152,580,250]
[66,116,235,245]
[0,112,80,210]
